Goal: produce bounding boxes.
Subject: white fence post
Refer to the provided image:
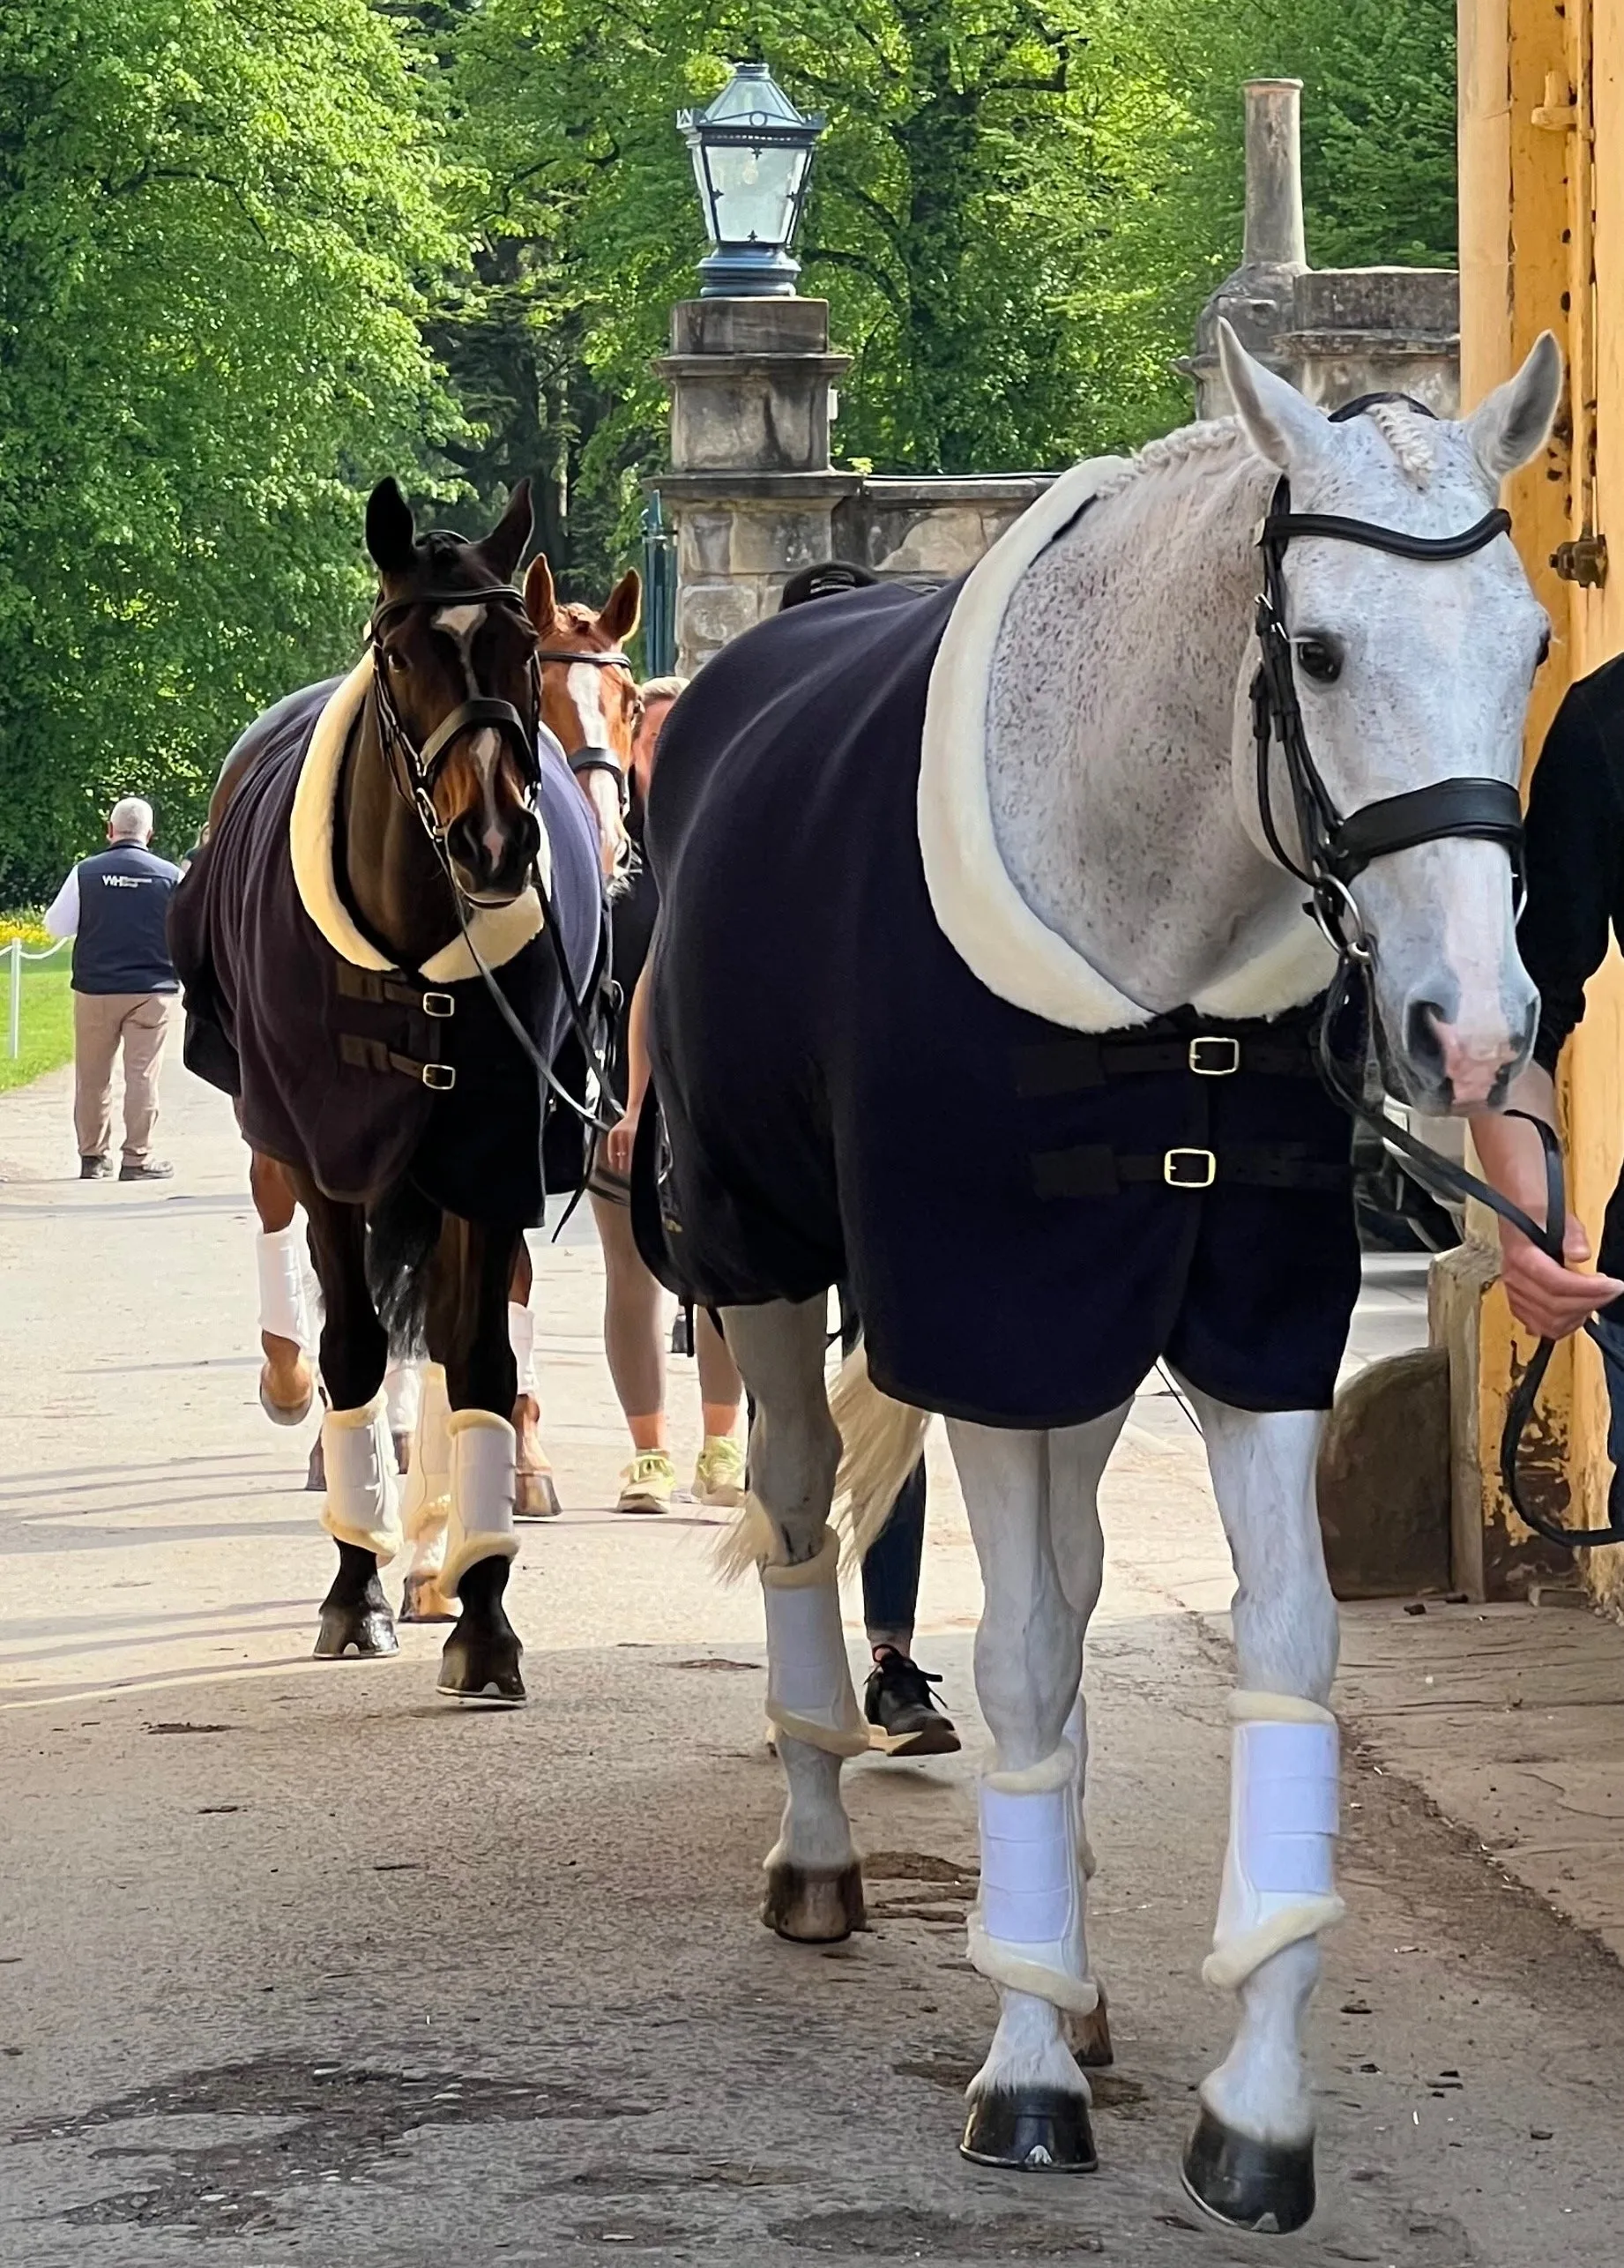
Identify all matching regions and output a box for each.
[6,936,20,1060]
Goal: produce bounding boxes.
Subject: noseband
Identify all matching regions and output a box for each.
[370,583,541,851]
[535,645,637,817]
[1253,399,1619,1547]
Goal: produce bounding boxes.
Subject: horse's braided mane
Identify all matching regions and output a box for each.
[1090,397,1438,504]
[1088,418,1248,502]
[558,601,601,631]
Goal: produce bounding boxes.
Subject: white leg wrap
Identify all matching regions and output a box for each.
[319,1396,402,1563]
[384,1360,421,1439]
[1203,1693,1345,1992]
[400,1363,451,1557]
[968,1743,1099,2018]
[256,1225,311,1350]
[442,1409,520,1592]
[761,1528,868,1757]
[509,1300,538,1403]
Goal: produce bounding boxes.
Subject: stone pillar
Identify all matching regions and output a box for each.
[1182,78,1459,422]
[1187,80,1308,413]
[652,298,853,677]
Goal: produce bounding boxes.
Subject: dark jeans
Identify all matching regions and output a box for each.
[860,1455,927,1641]
[836,1282,927,1645]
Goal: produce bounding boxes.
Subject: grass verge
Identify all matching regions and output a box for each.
[0,956,74,1094]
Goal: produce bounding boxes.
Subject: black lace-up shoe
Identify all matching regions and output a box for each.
[79,1155,111,1180]
[864,1648,961,1757]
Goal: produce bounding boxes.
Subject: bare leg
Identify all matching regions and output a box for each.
[1178,1388,1340,2237]
[590,1187,666,1445]
[946,1406,1129,2172]
[723,1296,866,1943]
[293,1177,396,1662]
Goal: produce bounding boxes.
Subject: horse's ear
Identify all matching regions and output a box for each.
[366,479,416,575]
[1466,332,1564,482]
[599,567,642,645]
[524,553,560,635]
[1217,319,1328,474]
[483,478,534,582]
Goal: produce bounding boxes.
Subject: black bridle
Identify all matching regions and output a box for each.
[534,645,637,818]
[364,581,622,1138]
[1252,399,1621,1548]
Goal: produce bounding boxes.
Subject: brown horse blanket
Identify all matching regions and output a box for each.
[637,570,1362,1430]
[170,665,603,1224]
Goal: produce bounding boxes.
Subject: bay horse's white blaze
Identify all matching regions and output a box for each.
[722,323,1562,2227]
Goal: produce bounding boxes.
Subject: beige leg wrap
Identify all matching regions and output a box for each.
[400,1363,452,1566]
[256,1224,311,1351]
[761,1529,868,1757]
[384,1360,421,1442]
[441,1409,520,1593]
[509,1301,538,1405]
[968,1742,1099,2018]
[319,1395,402,1563]
[1203,1691,1345,1992]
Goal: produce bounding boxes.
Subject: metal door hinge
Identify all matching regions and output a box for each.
[1552,534,1608,587]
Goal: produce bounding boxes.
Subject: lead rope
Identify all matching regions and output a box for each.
[1313,959,1624,1548]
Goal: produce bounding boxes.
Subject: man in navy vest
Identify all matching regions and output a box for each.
[43,797,181,1181]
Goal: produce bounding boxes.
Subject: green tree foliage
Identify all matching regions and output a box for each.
[0,0,460,897]
[0,0,1457,893]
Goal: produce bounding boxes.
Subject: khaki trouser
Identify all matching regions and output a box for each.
[72,992,173,1164]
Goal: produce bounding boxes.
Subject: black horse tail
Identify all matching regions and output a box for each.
[366,1179,442,1358]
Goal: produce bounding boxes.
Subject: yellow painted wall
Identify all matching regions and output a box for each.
[1458,0,1624,1598]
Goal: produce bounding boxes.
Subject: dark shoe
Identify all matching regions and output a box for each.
[864,1647,961,1757]
[79,1155,111,1180]
[119,1157,174,1182]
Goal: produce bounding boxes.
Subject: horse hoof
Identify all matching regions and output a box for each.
[1181,2108,1315,2235]
[304,1438,326,1493]
[391,1429,413,1476]
[1071,1986,1114,2070]
[400,1572,459,1624]
[960,2086,1097,2173]
[515,1468,561,1519]
[436,1620,526,1706]
[761,1859,865,1943]
[313,1588,398,1660]
[260,1372,314,1428]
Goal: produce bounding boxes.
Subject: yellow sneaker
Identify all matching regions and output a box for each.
[616,1449,677,1514]
[692,1434,746,1508]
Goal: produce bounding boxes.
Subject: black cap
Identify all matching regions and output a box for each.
[778,561,881,610]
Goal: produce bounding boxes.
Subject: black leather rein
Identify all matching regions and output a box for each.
[1251,408,1622,1549]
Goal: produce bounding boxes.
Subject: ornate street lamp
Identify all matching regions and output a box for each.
[678,62,825,298]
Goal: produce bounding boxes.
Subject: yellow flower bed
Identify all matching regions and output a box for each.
[0,910,53,950]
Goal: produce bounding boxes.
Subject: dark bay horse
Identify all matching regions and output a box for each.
[172,479,603,1701]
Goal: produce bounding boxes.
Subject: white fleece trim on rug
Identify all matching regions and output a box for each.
[918,455,1334,1031]
[288,655,547,984]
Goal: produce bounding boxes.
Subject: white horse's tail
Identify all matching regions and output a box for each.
[712,1340,929,1582]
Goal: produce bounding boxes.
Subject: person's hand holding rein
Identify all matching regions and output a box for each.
[1471,1064,1624,1338]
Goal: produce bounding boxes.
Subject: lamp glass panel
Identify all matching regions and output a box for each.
[706,140,801,246]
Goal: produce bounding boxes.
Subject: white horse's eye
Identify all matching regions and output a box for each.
[1294,636,1342,685]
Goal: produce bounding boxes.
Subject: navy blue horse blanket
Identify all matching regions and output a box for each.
[638,571,1362,1431]
[170,664,602,1225]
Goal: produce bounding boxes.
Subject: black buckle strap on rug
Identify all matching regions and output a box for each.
[334,964,455,1020]
[1013,1026,1314,1099]
[1032,1140,1352,1201]
[338,1033,457,1091]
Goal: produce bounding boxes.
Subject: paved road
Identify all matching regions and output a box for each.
[5,1050,1624,2264]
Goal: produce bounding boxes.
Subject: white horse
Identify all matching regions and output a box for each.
[665,323,1561,2232]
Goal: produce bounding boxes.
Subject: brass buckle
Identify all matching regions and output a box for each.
[421,1062,457,1092]
[1165,1147,1217,1189]
[422,990,455,1019]
[1189,1036,1240,1076]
